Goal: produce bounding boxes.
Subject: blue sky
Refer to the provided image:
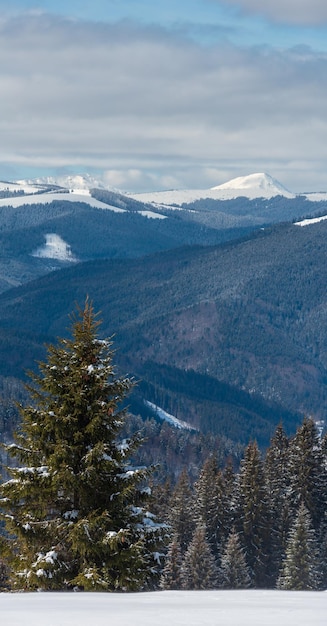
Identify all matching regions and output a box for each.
[1,0,327,191]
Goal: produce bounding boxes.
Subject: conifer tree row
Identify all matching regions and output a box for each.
[162,418,327,591]
[0,300,163,591]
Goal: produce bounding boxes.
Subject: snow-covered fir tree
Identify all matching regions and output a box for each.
[277,503,321,590]
[180,525,218,590]
[318,514,327,590]
[194,456,222,558]
[220,528,251,589]
[160,535,183,590]
[237,441,272,587]
[264,424,292,585]
[0,300,163,591]
[288,418,327,532]
[167,469,195,554]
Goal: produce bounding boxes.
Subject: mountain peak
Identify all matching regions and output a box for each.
[211,173,292,197]
[17,173,109,191]
[132,171,295,205]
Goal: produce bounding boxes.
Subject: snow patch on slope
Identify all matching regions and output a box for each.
[145,401,197,431]
[32,234,77,262]
[0,191,126,212]
[0,180,42,194]
[138,210,167,220]
[304,191,327,202]
[295,214,327,226]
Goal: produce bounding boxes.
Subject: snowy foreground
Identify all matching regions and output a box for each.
[1,590,326,626]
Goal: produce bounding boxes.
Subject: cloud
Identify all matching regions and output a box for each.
[219,1,327,26]
[0,13,327,191]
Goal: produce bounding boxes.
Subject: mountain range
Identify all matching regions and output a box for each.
[0,171,327,449]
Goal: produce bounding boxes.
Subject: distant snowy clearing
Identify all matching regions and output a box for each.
[295,214,327,226]
[0,191,125,212]
[1,590,326,626]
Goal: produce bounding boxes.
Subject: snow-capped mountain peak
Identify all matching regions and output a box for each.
[131,172,295,207]
[211,172,292,196]
[16,173,109,192]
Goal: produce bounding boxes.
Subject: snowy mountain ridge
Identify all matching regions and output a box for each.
[0,171,314,206]
[130,172,296,206]
[16,173,110,192]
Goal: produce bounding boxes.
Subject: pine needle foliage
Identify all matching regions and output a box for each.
[160,536,183,590]
[220,528,251,589]
[237,441,272,587]
[277,503,320,590]
[180,525,218,590]
[167,469,195,554]
[0,299,162,591]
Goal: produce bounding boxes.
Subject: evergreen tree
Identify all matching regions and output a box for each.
[0,300,162,591]
[277,503,321,590]
[167,469,195,554]
[160,536,183,590]
[220,528,251,589]
[318,514,327,590]
[0,550,9,590]
[288,418,327,532]
[237,441,272,587]
[221,460,238,540]
[180,525,218,590]
[194,456,222,558]
[264,424,292,584]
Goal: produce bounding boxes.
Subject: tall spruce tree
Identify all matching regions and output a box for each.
[0,300,162,591]
[194,456,222,558]
[288,418,327,532]
[220,528,251,589]
[277,503,321,590]
[160,536,183,590]
[221,460,238,541]
[180,525,218,590]
[167,469,195,554]
[264,424,292,585]
[237,441,272,587]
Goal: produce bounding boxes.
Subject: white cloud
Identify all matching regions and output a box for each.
[0,14,327,191]
[102,169,180,192]
[220,1,327,26]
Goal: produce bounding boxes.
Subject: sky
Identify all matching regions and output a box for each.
[1,1,327,192]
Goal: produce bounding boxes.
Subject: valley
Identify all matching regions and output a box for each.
[0,171,326,462]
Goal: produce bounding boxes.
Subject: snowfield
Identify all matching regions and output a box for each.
[0,190,125,212]
[0,590,326,626]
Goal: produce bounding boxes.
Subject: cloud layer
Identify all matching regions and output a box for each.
[221,0,327,26]
[1,13,327,191]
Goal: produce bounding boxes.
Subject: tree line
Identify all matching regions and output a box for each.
[160,418,327,590]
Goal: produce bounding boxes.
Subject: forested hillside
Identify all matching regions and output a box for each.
[0,199,253,292]
[0,218,326,449]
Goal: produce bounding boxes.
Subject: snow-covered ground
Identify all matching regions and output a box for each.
[0,590,325,626]
[0,190,125,212]
[138,210,167,219]
[32,233,77,262]
[295,214,327,227]
[145,401,197,430]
